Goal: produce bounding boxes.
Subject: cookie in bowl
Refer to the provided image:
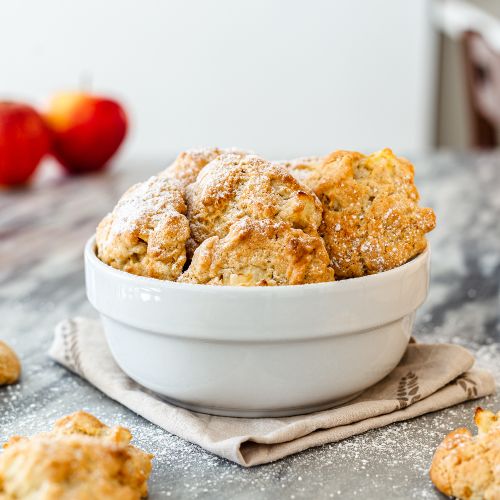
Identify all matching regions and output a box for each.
[0,411,153,499]
[179,217,334,285]
[96,175,190,280]
[161,146,248,187]
[286,148,436,279]
[278,155,324,184]
[430,407,499,500]
[185,154,323,255]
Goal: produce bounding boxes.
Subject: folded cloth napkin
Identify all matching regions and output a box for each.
[49,318,495,467]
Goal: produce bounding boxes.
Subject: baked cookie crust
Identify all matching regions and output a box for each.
[96,175,190,280]
[430,407,500,500]
[286,149,436,278]
[0,341,20,386]
[161,147,248,187]
[185,154,323,255]
[179,217,334,286]
[0,411,153,500]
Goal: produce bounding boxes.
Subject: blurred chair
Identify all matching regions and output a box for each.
[434,0,500,148]
[462,31,500,147]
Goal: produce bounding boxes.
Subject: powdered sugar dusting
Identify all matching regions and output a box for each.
[162,147,250,187]
[107,176,185,237]
[186,153,324,255]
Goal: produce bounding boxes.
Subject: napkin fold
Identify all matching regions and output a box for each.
[49,318,495,467]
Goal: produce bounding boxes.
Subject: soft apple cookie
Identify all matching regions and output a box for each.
[96,175,190,280]
[179,217,334,285]
[287,149,436,278]
[0,341,20,385]
[277,156,324,184]
[0,411,153,500]
[430,407,500,500]
[185,154,323,255]
[161,147,248,187]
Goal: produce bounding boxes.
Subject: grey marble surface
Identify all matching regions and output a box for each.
[0,152,499,499]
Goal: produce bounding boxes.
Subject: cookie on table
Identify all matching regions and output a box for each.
[161,147,248,187]
[96,175,190,280]
[185,154,323,255]
[0,341,20,385]
[179,217,334,286]
[0,411,153,500]
[430,407,500,500]
[286,149,436,279]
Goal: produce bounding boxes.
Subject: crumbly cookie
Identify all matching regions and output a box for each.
[96,175,190,280]
[185,154,323,254]
[0,411,153,500]
[179,217,334,285]
[0,341,20,385]
[277,156,324,184]
[430,407,500,500]
[161,147,248,187]
[287,149,436,278]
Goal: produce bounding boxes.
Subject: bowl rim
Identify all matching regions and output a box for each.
[85,235,430,294]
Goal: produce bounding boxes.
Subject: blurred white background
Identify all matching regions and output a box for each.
[0,0,436,160]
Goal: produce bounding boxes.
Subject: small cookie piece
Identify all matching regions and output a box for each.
[161,147,248,187]
[0,341,20,385]
[0,411,153,500]
[288,149,436,278]
[430,407,500,500]
[277,156,324,184]
[179,217,334,286]
[96,175,190,280]
[186,154,323,254]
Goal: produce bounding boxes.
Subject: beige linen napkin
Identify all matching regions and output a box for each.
[49,318,495,467]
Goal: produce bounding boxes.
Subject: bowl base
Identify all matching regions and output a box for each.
[158,392,363,418]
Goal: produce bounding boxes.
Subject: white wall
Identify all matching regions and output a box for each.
[0,0,436,160]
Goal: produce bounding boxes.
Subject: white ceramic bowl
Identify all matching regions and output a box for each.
[85,236,430,417]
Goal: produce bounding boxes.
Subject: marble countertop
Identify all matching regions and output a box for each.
[0,152,499,499]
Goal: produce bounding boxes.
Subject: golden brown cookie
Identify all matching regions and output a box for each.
[96,175,190,280]
[287,149,436,278]
[0,411,153,500]
[185,154,323,255]
[430,407,500,500]
[277,156,324,184]
[0,341,20,385]
[161,147,248,187]
[179,217,334,285]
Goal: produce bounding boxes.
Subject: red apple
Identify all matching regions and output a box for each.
[45,92,128,175]
[0,102,51,186]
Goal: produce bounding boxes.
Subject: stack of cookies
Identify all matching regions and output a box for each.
[96,148,436,286]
